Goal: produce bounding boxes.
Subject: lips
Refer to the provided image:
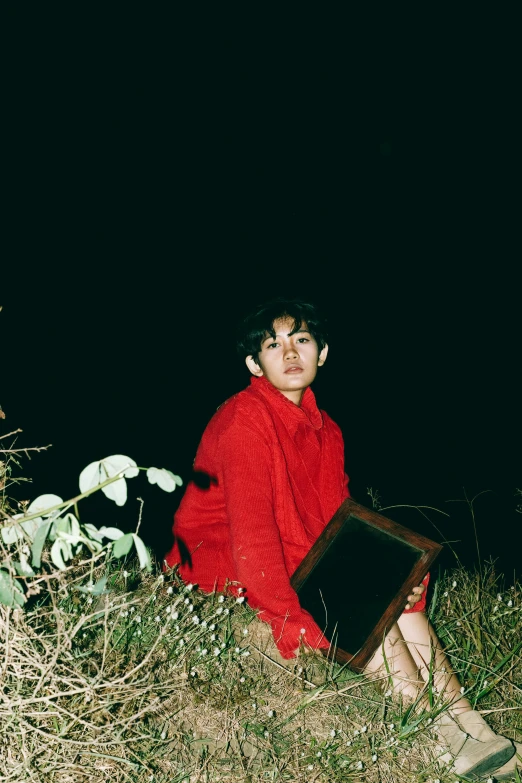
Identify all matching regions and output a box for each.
[284,365,303,374]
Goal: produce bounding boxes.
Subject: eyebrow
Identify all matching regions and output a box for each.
[262,328,312,343]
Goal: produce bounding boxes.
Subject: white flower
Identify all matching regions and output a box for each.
[356,761,363,770]
[243,628,248,635]
[201,620,207,627]
[497,594,503,602]
[155,616,161,622]
[346,740,352,746]
[241,650,250,656]
[252,703,257,709]
[210,634,216,641]
[172,611,179,620]
[443,591,449,597]
[239,676,245,682]
[201,649,208,655]
[123,571,129,578]
[300,627,306,635]
[353,730,360,736]
[361,725,367,733]
[136,629,141,636]
[192,616,199,624]
[209,624,215,631]
[507,599,513,607]
[483,680,489,688]
[460,686,465,694]
[213,648,220,656]
[87,597,93,605]
[264,730,269,738]
[185,583,193,591]
[307,764,313,770]
[388,723,395,730]
[167,586,173,595]
[385,689,392,697]
[130,607,135,613]
[161,732,166,739]
[268,710,274,718]
[223,608,229,615]
[456,620,462,626]
[235,647,240,654]
[184,598,190,605]
[316,751,321,757]
[372,754,377,762]
[216,607,223,615]
[236,596,245,604]
[330,730,336,737]
[135,616,141,623]
[220,642,225,649]
[218,595,225,603]
[452,580,457,587]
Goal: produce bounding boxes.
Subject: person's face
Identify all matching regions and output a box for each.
[245,317,328,405]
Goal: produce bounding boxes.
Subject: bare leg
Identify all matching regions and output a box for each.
[364,621,426,702]
[397,611,472,715]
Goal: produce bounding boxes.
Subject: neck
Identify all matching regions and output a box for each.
[279,389,305,406]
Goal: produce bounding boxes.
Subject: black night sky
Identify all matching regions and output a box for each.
[2,9,520,581]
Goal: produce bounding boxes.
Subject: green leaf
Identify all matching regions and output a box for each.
[98,526,124,541]
[112,533,133,559]
[27,494,63,516]
[146,467,182,493]
[132,533,151,571]
[13,555,35,577]
[91,575,108,595]
[50,539,71,570]
[83,523,105,543]
[79,456,139,506]
[76,575,108,596]
[31,520,53,568]
[1,524,22,545]
[101,477,127,506]
[0,569,27,608]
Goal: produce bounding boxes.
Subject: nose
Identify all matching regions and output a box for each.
[284,343,299,360]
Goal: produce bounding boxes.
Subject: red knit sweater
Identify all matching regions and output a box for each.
[164,376,427,658]
[164,375,350,657]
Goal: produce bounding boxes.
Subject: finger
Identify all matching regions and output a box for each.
[404,603,411,610]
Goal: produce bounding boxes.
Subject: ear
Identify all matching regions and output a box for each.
[245,355,264,377]
[317,343,329,367]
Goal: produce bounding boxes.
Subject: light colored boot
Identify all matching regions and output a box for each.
[456,710,521,780]
[456,709,503,742]
[434,711,515,780]
[486,741,522,781]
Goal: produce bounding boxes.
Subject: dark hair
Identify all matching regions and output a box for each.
[236,298,328,361]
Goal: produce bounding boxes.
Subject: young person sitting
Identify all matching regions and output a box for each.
[164,298,518,780]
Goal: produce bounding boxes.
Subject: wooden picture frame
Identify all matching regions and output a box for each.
[290,498,443,671]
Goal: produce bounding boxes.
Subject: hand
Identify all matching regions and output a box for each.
[405,583,425,610]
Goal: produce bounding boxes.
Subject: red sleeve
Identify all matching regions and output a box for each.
[219,419,330,659]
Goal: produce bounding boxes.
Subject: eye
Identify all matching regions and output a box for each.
[296,337,310,343]
[266,342,279,349]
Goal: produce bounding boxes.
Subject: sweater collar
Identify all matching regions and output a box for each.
[249,375,323,433]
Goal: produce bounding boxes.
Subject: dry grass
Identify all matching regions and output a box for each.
[1,552,520,783]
